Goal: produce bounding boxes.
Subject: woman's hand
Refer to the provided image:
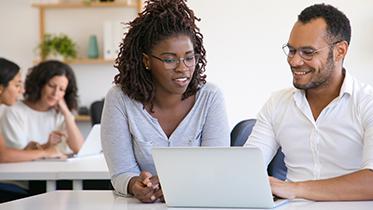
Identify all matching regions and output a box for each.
[43,145,67,160]
[128,171,164,203]
[24,141,43,150]
[56,98,84,153]
[56,99,72,117]
[43,130,66,149]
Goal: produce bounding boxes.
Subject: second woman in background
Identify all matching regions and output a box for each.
[0,57,64,162]
[0,60,84,154]
[101,0,230,203]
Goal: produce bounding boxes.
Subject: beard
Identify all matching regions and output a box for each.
[292,50,335,90]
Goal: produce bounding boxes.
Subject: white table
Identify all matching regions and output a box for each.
[0,154,109,191]
[1,190,373,210]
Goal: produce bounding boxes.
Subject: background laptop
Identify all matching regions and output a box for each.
[39,124,102,161]
[70,124,102,159]
[152,147,287,209]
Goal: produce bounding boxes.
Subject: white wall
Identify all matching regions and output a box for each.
[1,0,373,128]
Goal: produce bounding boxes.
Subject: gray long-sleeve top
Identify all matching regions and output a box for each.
[101,83,230,196]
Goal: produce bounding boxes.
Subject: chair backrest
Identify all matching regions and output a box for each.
[230,119,257,146]
[267,147,287,180]
[90,99,104,126]
[230,119,287,180]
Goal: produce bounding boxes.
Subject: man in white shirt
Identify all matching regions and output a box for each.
[246,4,373,201]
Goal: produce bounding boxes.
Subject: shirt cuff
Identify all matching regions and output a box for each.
[112,172,138,196]
[363,164,373,171]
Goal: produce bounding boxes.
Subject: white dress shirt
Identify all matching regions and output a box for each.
[246,71,373,182]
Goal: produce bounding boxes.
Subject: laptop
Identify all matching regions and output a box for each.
[152,147,288,209]
[69,124,102,159]
[39,124,102,161]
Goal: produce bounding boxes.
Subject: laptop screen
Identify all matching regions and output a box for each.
[152,147,286,208]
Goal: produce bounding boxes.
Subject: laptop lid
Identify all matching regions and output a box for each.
[75,124,102,158]
[152,147,287,209]
[34,124,102,161]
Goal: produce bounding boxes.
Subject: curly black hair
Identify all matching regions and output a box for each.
[298,3,351,44]
[0,58,20,88]
[114,0,206,104]
[24,60,79,111]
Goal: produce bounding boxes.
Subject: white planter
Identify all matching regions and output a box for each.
[46,53,65,62]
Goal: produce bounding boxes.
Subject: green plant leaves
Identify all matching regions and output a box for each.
[39,33,77,60]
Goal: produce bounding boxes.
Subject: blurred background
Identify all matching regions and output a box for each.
[1,0,373,131]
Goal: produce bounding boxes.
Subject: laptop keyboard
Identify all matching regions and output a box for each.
[66,153,75,158]
[273,195,281,202]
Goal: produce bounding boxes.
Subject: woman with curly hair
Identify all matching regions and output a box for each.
[1,60,83,154]
[101,0,230,203]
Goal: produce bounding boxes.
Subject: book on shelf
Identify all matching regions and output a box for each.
[103,21,126,60]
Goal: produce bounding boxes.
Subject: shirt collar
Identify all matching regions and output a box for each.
[339,68,353,97]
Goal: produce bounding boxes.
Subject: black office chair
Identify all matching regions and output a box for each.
[90,99,104,126]
[231,119,257,147]
[87,99,113,190]
[0,183,29,203]
[230,119,287,180]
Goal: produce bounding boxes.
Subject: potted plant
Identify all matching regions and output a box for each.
[38,33,77,61]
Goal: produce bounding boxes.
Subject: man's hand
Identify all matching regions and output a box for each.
[128,171,163,203]
[269,176,298,199]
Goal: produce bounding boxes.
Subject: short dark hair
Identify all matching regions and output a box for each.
[24,60,79,111]
[298,3,351,44]
[0,58,20,87]
[114,0,206,104]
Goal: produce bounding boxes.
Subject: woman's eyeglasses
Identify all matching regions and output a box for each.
[149,54,200,70]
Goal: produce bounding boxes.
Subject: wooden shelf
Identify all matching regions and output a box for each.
[32,2,138,9]
[67,57,115,65]
[75,114,91,122]
[32,0,143,54]
[33,57,115,65]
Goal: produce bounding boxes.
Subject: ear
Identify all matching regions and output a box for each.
[142,53,150,70]
[334,40,348,62]
[0,85,4,95]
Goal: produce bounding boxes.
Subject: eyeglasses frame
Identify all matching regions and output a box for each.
[282,40,343,61]
[148,54,200,70]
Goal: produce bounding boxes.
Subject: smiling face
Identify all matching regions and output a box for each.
[143,34,196,96]
[287,18,337,90]
[40,75,68,108]
[0,72,24,106]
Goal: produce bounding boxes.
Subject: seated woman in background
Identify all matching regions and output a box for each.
[0,60,83,154]
[0,57,63,162]
[101,0,230,203]
[0,58,65,204]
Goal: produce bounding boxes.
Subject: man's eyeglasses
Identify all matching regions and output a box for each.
[282,41,342,61]
[149,54,200,70]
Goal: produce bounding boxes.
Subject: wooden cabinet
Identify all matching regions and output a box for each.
[32,1,142,64]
